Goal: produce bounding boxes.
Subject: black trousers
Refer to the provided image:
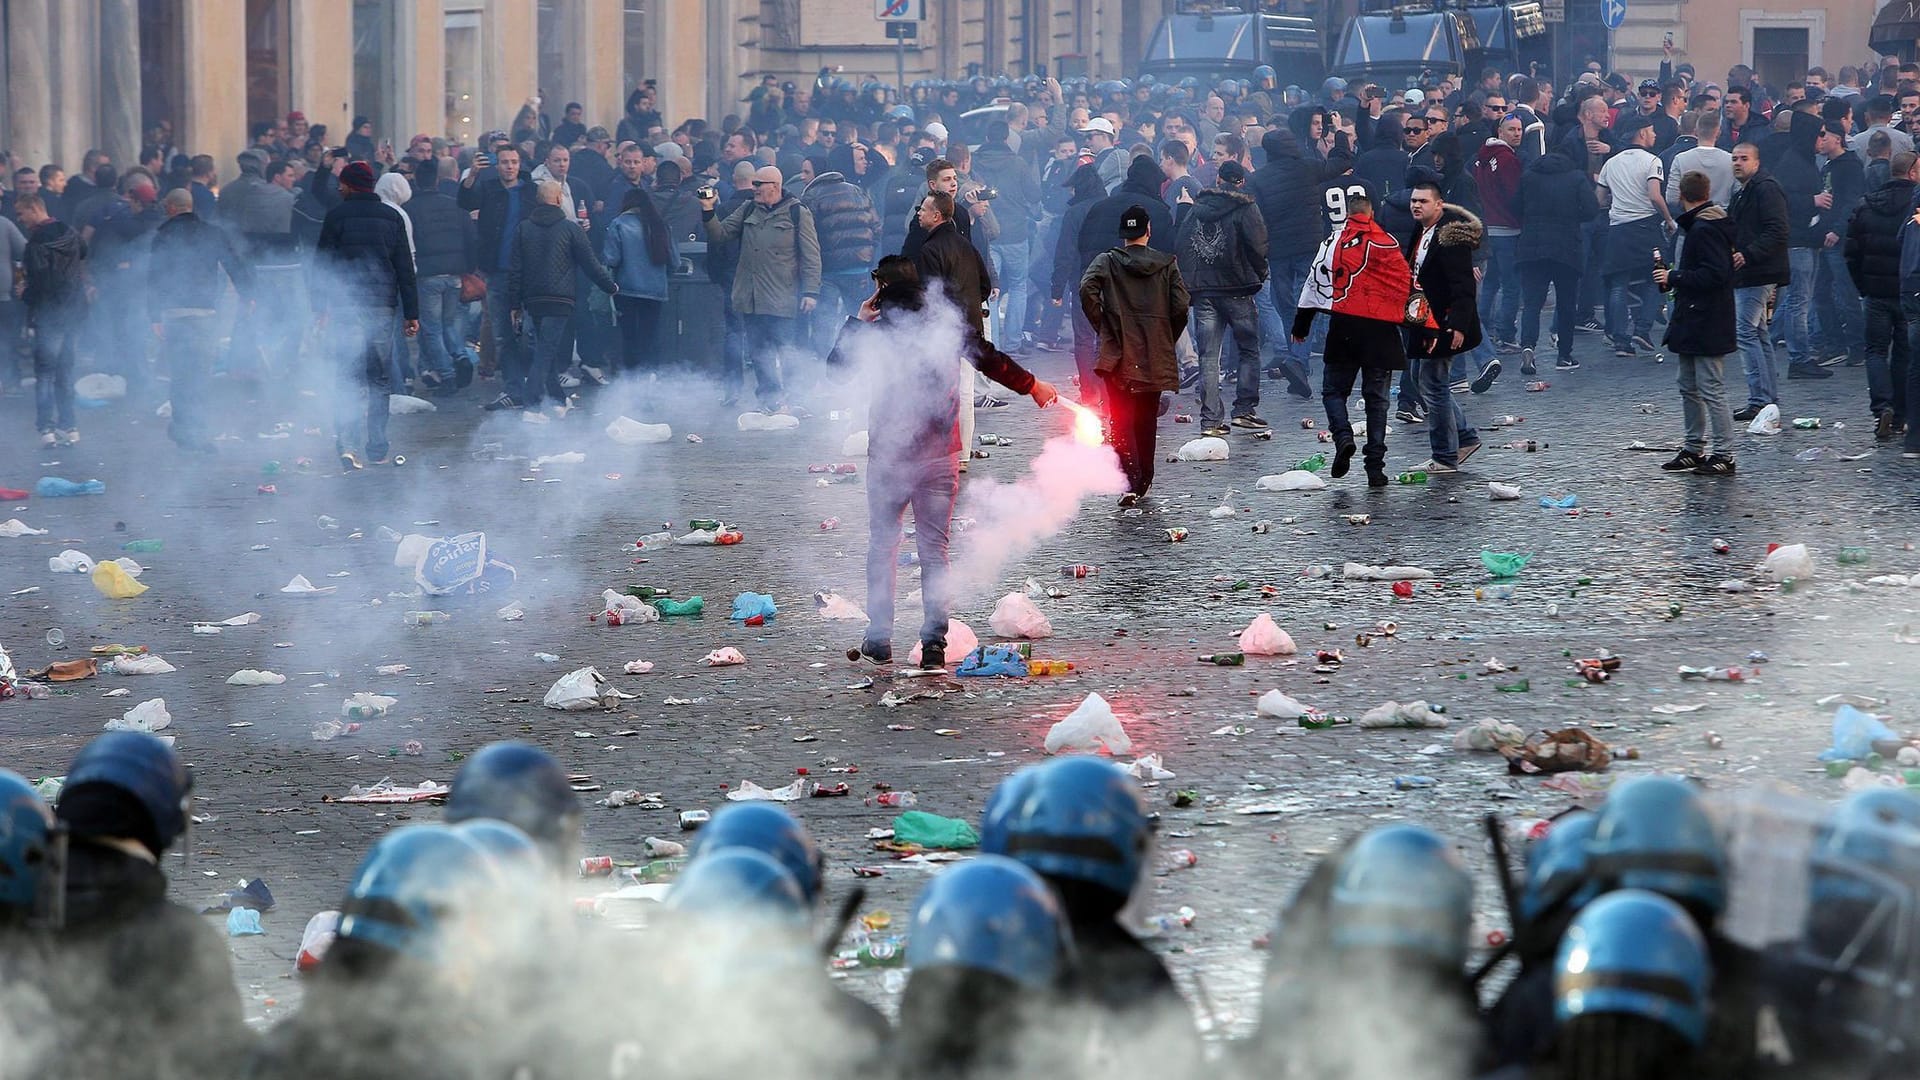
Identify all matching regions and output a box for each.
[1101,373,1160,496]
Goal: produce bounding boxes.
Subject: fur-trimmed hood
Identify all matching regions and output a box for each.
[1433,203,1483,249]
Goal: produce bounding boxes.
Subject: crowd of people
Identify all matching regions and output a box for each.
[0,723,1913,1079]
[4,57,1920,475]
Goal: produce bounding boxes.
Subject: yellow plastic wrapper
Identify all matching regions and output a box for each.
[92,561,150,599]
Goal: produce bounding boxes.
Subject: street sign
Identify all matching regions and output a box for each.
[885,20,918,39]
[1601,0,1626,30]
[1540,0,1564,22]
[876,0,924,20]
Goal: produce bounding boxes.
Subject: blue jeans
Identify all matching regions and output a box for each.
[1780,248,1816,369]
[1735,286,1779,408]
[160,310,218,444]
[1270,254,1315,365]
[1816,246,1864,363]
[988,238,1030,345]
[1322,362,1391,468]
[1867,296,1910,417]
[1192,295,1261,423]
[1606,271,1656,348]
[483,272,526,395]
[1481,233,1521,344]
[31,312,78,433]
[417,274,474,380]
[525,312,574,407]
[864,455,959,655]
[331,306,394,460]
[1251,276,1293,364]
[1417,349,1479,465]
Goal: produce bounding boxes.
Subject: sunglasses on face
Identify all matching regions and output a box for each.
[1640,89,1661,97]
[1405,125,1427,134]
[751,179,778,187]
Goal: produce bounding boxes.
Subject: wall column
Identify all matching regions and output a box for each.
[485,0,537,135]
[97,0,142,165]
[561,0,624,132]
[48,0,98,173]
[6,0,54,167]
[180,0,248,176]
[290,0,353,151]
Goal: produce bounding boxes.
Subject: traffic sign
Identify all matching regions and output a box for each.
[1601,0,1626,30]
[885,20,918,39]
[876,0,923,20]
[1540,0,1564,22]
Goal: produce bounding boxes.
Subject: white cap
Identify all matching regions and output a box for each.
[925,121,949,143]
[1079,116,1117,137]
[1403,89,1425,106]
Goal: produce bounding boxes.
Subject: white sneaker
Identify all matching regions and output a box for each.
[558,372,582,389]
[58,430,78,446]
[39,432,56,448]
[1409,458,1459,474]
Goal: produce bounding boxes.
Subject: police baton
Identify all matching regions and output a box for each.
[1472,812,1522,987]
[818,883,868,959]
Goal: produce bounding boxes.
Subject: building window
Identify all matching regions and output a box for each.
[538,1,564,106]
[246,0,290,129]
[446,10,483,145]
[625,1,647,96]
[1752,26,1809,95]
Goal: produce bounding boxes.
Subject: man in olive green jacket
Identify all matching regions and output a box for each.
[700,165,822,409]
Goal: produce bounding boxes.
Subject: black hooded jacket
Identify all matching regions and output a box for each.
[1772,112,1824,248]
[21,219,88,316]
[1051,163,1107,301]
[1726,169,1791,288]
[1252,130,1333,259]
[1515,155,1600,270]
[1078,155,1175,266]
[1844,178,1916,299]
[1173,186,1269,296]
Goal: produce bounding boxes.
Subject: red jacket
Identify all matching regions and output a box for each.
[1472,140,1522,230]
[1328,211,1413,325]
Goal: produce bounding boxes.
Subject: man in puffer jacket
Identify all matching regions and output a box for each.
[800,170,880,360]
[505,179,619,419]
[1845,150,1916,439]
[313,161,419,469]
[1174,161,1269,435]
[1251,129,1332,388]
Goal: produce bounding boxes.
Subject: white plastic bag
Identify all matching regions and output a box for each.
[738,411,801,431]
[1342,562,1435,581]
[74,373,127,399]
[496,600,526,621]
[1488,482,1523,501]
[1746,403,1781,435]
[725,779,809,802]
[1357,700,1449,729]
[297,911,341,973]
[544,666,618,710]
[1175,436,1230,461]
[107,698,171,733]
[112,557,145,578]
[1237,613,1297,655]
[600,589,662,623]
[48,550,95,574]
[1126,753,1175,781]
[842,430,869,457]
[1256,689,1313,718]
[1256,471,1326,492]
[225,669,286,686]
[341,692,397,717]
[702,647,747,666]
[1044,692,1134,755]
[1454,718,1526,751]
[989,592,1054,639]
[622,659,655,674]
[388,394,437,414]
[105,654,176,676]
[814,591,868,621]
[531,451,586,468]
[909,620,978,664]
[280,574,335,595]
[605,416,672,444]
[1762,543,1815,581]
[394,533,438,569]
[0,519,47,538]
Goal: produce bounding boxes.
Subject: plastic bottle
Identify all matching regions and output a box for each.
[316,515,338,530]
[624,586,672,599]
[1495,679,1531,693]
[1062,564,1097,578]
[1476,584,1517,600]
[1393,775,1437,790]
[1298,714,1352,730]
[688,518,722,531]
[1396,471,1428,484]
[1162,849,1198,871]
[1678,666,1743,681]
[1296,453,1328,473]
[1791,418,1822,429]
[1838,547,1870,565]
[403,611,450,626]
[1027,659,1075,676]
[1198,652,1245,666]
[121,539,163,553]
[652,596,705,616]
[634,531,674,549]
[374,525,402,543]
[714,529,745,545]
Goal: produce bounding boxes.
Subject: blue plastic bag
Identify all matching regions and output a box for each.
[730,592,778,621]
[1538,493,1578,509]
[36,477,105,497]
[226,908,265,936]
[955,645,1029,677]
[1818,704,1898,763]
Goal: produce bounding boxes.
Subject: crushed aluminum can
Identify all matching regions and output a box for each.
[579,855,615,877]
[1299,418,1316,429]
[678,809,710,831]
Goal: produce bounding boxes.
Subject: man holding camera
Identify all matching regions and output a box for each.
[459,138,532,407]
[699,165,821,412]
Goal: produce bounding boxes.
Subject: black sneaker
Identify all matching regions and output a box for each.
[1732,404,1761,422]
[1661,450,1705,472]
[1178,365,1201,391]
[1787,365,1833,380]
[1613,345,1637,358]
[1395,406,1424,424]
[1231,414,1270,431]
[1630,334,1657,352]
[482,393,522,411]
[1520,348,1537,376]
[1879,409,1897,441]
[1471,358,1501,394]
[918,644,946,671]
[1331,442,1355,478]
[1202,423,1230,437]
[1118,492,1141,509]
[1574,319,1604,334]
[1366,466,1389,488]
[846,641,893,665]
[1692,455,1737,477]
[974,395,1010,408]
[1555,357,1581,370]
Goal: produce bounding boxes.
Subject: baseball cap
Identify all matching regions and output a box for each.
[654,141,686,162]
[925,121,949,143]
[1079,116,1117,136]
[286,110,306,123]
[1118,204,1151,240]
[586,126,612,142]
[1403,89,1425,106]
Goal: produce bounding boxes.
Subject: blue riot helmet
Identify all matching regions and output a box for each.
[0,769,61,925]
[57,731,191,855]
[691,803,825,906]
[905,856,1070,989]
[978,757,1149,903]
[665,848,810,930]
[1328,824,1473,970]
[1519,812,1600,924]
[1555,889,1712,1048]
[1254,64,1277,86]
[1138,73,1157,88]
[887,104,915,122]
[1588,776,1727,921]
[444,741,582,867]
[1177,76,1201,93]
[336,824,504,967]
